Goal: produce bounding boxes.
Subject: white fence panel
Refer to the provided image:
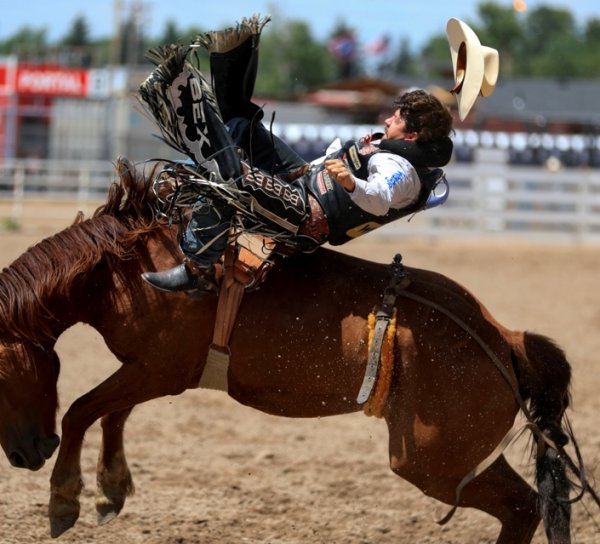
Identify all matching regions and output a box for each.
[384,163,600,243]
[2,159,600,242]
[0,159,116,228]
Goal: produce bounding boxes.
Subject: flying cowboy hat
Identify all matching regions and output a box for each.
[446,18,499,121]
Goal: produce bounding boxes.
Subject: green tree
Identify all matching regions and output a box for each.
[414,2,598,80]
[416,34,451,78]
[521,6,579,76]
[474,1,524,76]
[525,6,576,56]
[89,37,113,66]
[584,18,600,44]
[578,18,600,77]
[5,1,600,79]
[118,16,147,65]
[257,18,334,98]
[392,38,416,76]
[159,20,180,46]
[61,15,90,47]
[0,26,47,58]
[59,15,92,66]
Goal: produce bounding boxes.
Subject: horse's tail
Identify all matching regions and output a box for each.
[511,331,573,543]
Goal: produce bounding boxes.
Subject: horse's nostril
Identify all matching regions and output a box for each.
[9,451,27,468]
[43,434,60,458]
[36,433,60,460]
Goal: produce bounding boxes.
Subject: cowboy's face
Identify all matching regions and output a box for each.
[383,109,418,141]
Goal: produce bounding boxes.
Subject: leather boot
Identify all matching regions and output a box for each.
[141,261,216,293]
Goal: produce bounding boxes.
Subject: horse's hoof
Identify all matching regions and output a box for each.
[95,468,134,525]
[96,496,123,525]
[49,494,80,538]
[49,511,79,538]
[97,508,118,526]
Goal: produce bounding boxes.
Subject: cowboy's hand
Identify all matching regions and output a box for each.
[325,159,356,192]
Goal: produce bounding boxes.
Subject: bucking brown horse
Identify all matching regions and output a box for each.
[0,159,596,543]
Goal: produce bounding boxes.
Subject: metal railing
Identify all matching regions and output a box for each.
[2,158,600,242]
[0,159,116,228]
[402,162,600,243]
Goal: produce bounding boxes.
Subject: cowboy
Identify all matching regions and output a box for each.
[139,16,498,293]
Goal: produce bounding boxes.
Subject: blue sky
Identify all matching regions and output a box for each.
[1,0,599,49]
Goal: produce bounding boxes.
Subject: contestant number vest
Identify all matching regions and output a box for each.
[305,141,436,245]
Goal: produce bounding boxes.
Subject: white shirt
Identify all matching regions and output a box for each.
[314,138,421,216]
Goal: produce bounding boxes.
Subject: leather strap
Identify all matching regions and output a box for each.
[356,313,390,405]
[395,287,565,525]
[357,255,409,406]
[201,237,274,391]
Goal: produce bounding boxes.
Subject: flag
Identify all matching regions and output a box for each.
[328,33,357,62]
[366,35,390,55]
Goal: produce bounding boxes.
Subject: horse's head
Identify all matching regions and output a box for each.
[0,340,60,470]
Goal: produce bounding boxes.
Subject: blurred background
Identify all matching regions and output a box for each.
[1,0,600,241]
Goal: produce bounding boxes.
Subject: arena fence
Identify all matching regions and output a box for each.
[407,161,600,243]
[0,159,116,229]
[1,158,600,242]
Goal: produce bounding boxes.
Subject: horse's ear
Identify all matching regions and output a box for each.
[379,137,453,167]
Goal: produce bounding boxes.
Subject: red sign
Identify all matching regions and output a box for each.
[0,95,8,158]
[0,58,17,96]
[16,66,89,97]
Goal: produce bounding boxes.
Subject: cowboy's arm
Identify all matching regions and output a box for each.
[325,155,420,216]
[325,159,356,191]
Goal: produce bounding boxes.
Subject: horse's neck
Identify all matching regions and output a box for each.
[0,218,133,345]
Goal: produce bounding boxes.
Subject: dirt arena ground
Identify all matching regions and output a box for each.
[1,225,599,543]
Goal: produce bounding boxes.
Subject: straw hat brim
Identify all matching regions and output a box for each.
[447,18,498,121]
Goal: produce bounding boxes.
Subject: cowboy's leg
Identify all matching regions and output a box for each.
[142,198,234,293]
[181,200,234,266]
[200,16,307,176]
[140,45,246,292]
[199,15,270,123]
[142,119,307,294]
[143,16,310,293]
[226,117,307,175]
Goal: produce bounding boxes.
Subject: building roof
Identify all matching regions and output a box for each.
[475,78,600,127]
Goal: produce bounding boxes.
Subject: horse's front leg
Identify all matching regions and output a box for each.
[96,407,135,525]
[49,364,180,537]
[48,417,85,538]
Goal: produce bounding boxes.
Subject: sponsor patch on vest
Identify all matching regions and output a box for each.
[386,171,405,189]
[348,144,362,170]
[346,221,382,239]
[316,171,334,195]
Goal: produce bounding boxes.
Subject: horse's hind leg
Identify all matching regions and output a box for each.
[391,450,539,544]
[448,455,540,544]
[96,407,135,525]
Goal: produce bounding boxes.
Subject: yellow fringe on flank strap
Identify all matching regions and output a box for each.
[363,309,397,418]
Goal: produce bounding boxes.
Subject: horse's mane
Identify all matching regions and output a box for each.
[0,158,161,343]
